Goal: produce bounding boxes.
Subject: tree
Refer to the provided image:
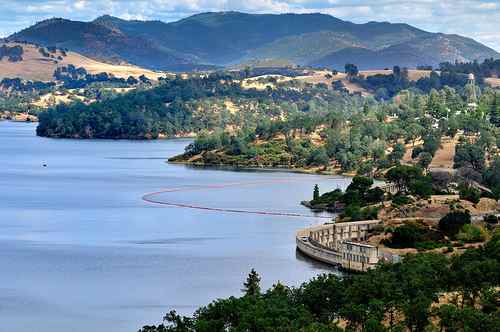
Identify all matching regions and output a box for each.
[313,184,320,201]
[307,147,329,167]
[489,92,500,127]
[459,185,481,204]
[454,142,486,172]
[439,211,471,237]
[345,63,359,77]
[386,165,423,193]
[389,143,406,164]
[422,134,441,156]
[346,176,373,194]
[484,157,500,190]
[242,269,261,296]
[417,152,433,170]
[430,170,452,192]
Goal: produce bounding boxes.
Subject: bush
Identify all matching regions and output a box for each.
[411,146,424,159]
[365,187,385,204]
[346,176,373,193]
[392,194,413,207]
[439,211,471,237]
[408,177,433,198]
[341,204,379,221]
[390,224,424,247]
[357,161,374,176]
[484,215,499,225]
[385,223,445,249]
[456,224,486,243]
[459,185,481,204]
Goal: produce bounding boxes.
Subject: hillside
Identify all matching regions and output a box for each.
[8,12,499,71]
[0,42,164,81]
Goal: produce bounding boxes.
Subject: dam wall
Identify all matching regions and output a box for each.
[296,220,382,272]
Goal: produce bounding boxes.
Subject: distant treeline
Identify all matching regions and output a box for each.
[349,59,499,100]
[440,58,500,80]
[0,77,55,92]
[53,65,149,89]
[228,66,310,79]
[0,44,23,62]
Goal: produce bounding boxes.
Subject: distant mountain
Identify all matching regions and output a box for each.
[8,12,500,71]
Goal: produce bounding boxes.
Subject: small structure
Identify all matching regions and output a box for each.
[467,73,478,111]
[296,220,384,272]
[341,241,379,271]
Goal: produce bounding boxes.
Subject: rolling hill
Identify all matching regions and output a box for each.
[0,42,165,81]
[8,12,500,71]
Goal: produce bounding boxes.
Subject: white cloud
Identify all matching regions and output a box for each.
[74,1,87,10]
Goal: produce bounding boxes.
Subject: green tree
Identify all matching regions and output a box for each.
[242,269,261,297]
[454,142,486,171]
[345,63,359,77]
[386,165,424,193]
[389,143,406,164]
[313,184,320,201]
[439,211,471,237]
[417,152,433,170]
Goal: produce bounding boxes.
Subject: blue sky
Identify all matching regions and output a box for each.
[1,0,499,51]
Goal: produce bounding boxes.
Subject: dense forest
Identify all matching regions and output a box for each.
[174,84,498,174]
[36,73,349,138]
[139,234,500,331]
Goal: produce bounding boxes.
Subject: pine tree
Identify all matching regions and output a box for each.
[242,269,261,296]
[313,184,320,201]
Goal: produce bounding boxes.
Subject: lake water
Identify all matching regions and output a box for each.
[0,121,351,332]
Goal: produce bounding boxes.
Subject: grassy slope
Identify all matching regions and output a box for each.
[0,42,165,81]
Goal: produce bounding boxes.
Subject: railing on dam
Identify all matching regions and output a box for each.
[296,220,383,272]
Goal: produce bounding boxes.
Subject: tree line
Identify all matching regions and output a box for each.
[139,234,500,332]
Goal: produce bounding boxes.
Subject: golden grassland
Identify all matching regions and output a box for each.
[0,42,165,81]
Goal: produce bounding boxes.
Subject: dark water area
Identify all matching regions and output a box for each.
[0,121,351,332]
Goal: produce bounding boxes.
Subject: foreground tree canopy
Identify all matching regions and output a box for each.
[139,233,500,332]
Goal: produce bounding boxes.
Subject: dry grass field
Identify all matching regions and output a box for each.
[429,136,457,171]
[241,70,372,96]
[485,77,500,88]
[360,69,434,81]
[0,42,165,81]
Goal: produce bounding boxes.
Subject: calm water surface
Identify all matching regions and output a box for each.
[0,121,351,332]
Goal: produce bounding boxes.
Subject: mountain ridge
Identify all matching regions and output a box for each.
[8,11,500,71]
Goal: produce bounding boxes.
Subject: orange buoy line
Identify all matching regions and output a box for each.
[142,180,333,219]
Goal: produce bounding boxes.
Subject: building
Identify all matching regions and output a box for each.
[296,220,383,272]
[340,241,379,271]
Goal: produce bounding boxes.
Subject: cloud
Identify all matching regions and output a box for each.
[0,0,499,51]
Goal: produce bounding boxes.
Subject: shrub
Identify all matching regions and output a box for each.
[365,187,385,204]
[459,185,481,204]
[390,224,424,247]
[385,223,445,249]
[341,205,379,221]
[484,215,499,225]
[438,211,471,237]
[456,224,486,243]
[411,146,424,159]
[392,194,413,207]
[408,177,433,198]
[346,176,373,193]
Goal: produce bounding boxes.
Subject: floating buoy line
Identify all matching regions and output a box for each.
[142,179,333,219]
